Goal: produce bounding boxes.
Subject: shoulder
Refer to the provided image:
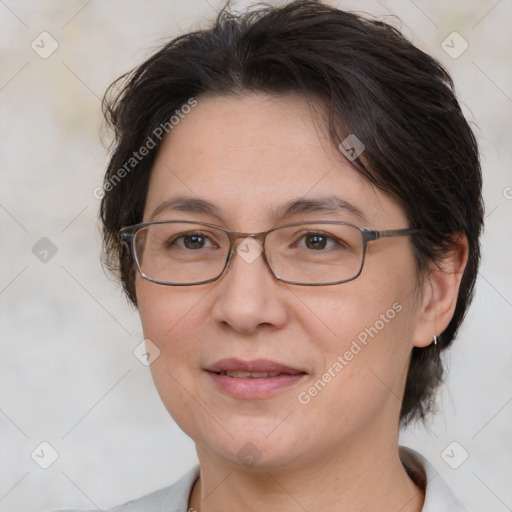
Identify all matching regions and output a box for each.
[53,465,199,512]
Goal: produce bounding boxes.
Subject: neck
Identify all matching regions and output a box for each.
[189,428,424,512]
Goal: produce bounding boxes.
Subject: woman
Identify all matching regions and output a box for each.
[61,1,483,510]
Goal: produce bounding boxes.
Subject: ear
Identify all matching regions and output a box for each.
[412,233,469,348]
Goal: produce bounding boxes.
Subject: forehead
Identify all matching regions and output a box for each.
[144,93,406,229]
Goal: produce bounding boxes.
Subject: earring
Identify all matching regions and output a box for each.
[433,335,438,346]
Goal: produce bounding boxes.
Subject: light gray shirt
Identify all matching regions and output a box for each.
[56,447,469,511]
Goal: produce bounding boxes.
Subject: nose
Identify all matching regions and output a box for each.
[210,237,288,333]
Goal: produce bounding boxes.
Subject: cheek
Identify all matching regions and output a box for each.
[136,281,196,385]
[135,279,217,433]
[297,266,420,406]
[136,276,206,343]
[302,277,411,352]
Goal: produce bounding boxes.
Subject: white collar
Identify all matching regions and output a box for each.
[399,446,468,511]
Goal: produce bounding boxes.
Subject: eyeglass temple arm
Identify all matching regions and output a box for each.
[364,228,421,242]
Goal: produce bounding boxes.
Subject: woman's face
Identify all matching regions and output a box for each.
[136,93,429,470]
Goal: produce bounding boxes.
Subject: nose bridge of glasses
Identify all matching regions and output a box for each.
[224,229,268,254]
[223,229,267,270]
[227,229,268,241]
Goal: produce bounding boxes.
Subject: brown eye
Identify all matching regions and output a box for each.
[182,234,207,249]
[305,233,328,250]
[169,232,215,250]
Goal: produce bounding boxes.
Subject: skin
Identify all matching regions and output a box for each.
[135,93,468,511]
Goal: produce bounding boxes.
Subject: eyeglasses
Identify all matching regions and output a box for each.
[119,220,421,286]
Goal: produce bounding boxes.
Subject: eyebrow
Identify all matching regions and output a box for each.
[149,194,368,224]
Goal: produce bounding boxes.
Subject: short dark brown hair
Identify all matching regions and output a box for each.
[100,0,484,425]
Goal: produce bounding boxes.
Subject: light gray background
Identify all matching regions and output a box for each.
[1,1,511,510]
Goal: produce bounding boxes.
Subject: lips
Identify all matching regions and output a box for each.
[206,358,306,376]
[219,370,282,378]
[205,358,307,399]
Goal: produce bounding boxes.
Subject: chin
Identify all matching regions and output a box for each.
[206,436,304,472]
[186,412,306,469]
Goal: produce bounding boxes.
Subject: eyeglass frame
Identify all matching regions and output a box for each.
[119,219,422,287]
